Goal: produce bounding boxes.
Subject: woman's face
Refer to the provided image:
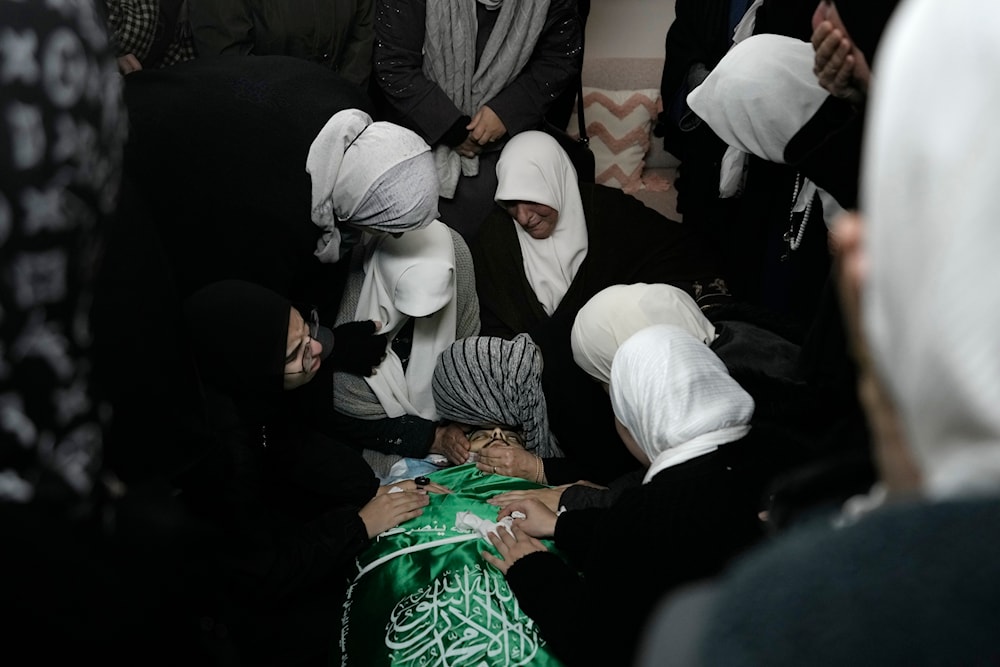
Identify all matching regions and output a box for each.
[615,416,651,467]
[504,200,559,239]
[282,308,322,390]
[465,424,526,453]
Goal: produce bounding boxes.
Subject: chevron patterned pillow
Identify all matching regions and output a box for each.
[568,86,661,193]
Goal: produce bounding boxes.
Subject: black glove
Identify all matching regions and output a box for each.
[330,320,388,376]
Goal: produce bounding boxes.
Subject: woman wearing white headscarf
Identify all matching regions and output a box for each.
[492,282,813,513]
[479,324,772,667]
[634,2,1000,663]
[686,27,877,498]
[571,283,720,387]
[682,26,844,331]
[371,0,582,240]
[473,130,728,485]
[332,220,481,464]
[571,282,808,421]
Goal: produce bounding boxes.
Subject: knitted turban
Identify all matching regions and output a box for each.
[432,334,563,458]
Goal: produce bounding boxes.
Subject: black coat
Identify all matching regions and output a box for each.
[506,446,766,667]
[640,496,1000,666]
[122,54,371,313]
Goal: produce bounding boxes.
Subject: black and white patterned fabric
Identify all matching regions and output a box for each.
[105,0,157,58]
[0,0,126,508]
[104,0,195,67]
[432,333,563,458]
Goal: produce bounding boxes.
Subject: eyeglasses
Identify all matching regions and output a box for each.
[466,426,526,449]
[284,306,319,375]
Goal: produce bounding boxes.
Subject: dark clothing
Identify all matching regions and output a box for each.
[656,0,747,238]
[176,390,378,666]
[371,0,580,146]
[782,0,902,210]
[559,469,645,511]
[544,0,591,132]
[189,0,375,89]
[660,0,739,113]
[658,0,743,163]
[505,446,766,667]
[640,496,1000,666]
[713,2,830,325]
[177,279,382,665]
[560,420,826,520]
[115,55,372,487]
[371,0,583,241]
[2,1,221,662]
[122,55,369,314]
[92,175,210,486]
[473,184,725,485]
[105,0,196,68]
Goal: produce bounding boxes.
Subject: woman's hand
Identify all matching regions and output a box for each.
[488,485,570,513]
[481,522,548,575]
[358,489,430,539]
[430,423,471,465]
[467,105,507,146]
[476,446,542,482]
[455,136,484,159]
[495,498,557,538]
[117,54,142,75]
[811,0,870,106]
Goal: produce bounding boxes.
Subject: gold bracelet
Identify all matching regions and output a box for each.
[534,455,544,485]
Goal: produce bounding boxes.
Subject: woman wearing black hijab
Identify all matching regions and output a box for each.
[179,279,447,666]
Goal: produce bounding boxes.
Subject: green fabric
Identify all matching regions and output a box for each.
[339,464,566,666]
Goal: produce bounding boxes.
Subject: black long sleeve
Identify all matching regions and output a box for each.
[503,449,765,666]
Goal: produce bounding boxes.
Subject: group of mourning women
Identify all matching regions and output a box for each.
[63,0,959,665]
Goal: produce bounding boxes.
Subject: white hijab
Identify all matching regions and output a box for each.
[861,0,1000,499]
[306,109,438,262]
[495,130,589,316]
[610,325,754,484]
[687,33,843,224]
[571,283,718,385]
[355,221,458,419]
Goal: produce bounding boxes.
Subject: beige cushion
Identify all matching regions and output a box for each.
[568,86,662,194]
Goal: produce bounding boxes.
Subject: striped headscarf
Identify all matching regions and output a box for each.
[432,334,563,458]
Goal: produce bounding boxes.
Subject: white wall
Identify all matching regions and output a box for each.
[585,0,675,59]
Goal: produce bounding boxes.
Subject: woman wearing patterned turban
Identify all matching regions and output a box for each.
[433,333,564,484]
